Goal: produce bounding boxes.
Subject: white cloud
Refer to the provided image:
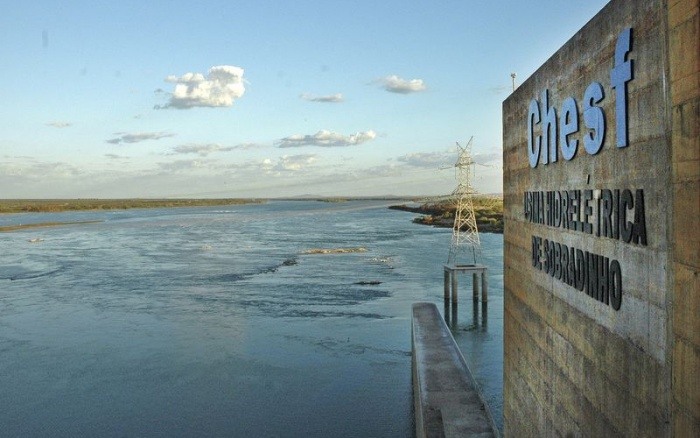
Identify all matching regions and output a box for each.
[232,142,267,150]
[363,163,402,177]
[45,121,72,128]
[171,143,233,156]
[158,159,209,172]
[278,130,376,148]
[0,161,81,179]
[170,142,267,156]
[261,154,318,172]
[376,75,427,94]
[105,153,129,160]
[300,93,344,103]
[107,131,175,144]
[156,65,246,109]
[0,163,25,177]
[398,151,453,168]
[473,152,501,164]
[398,149,500,169]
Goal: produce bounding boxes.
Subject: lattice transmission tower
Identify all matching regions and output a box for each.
[447,137,482,266]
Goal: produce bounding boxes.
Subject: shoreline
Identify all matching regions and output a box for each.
[389,202,504,234]
[0,220,104,233]
[0,198,264,214]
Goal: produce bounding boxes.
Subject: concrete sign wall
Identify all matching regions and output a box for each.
[502,0,699,435]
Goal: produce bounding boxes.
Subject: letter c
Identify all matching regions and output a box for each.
[528,99,541,168]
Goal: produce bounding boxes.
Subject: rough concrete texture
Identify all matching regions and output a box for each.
[503,0,698,435]
[412,302,498,438]
[669,0,700,435]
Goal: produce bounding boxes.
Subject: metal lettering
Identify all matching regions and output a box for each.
[528,100,541,168]
[541,90,558,165]
[610,260,622,310]
[583,190,593,234]
[560,97,579,160]
[583,82,605,155]
[611,28,633,148]
[632,189,647,245]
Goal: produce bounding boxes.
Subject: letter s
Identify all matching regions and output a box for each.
[583,82,606,155]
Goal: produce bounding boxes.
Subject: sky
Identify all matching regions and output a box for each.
[0,0,610,199]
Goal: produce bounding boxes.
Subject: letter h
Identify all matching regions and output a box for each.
[541,89,557,164]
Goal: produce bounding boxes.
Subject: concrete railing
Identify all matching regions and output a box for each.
[412,302,499,437]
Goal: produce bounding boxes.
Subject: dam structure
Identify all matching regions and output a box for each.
[502,0,699,435]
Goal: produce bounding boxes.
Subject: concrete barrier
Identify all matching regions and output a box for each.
[412,302,499,437]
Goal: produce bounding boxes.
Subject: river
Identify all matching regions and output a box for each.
[0,200,503,437]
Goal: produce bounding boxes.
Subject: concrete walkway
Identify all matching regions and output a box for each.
[412,302,498,437]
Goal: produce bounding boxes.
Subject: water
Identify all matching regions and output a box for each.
[0,201,503,437]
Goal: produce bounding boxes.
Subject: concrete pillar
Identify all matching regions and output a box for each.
[451,271,458,306]
[481,272,488,303]
[444,270,450,301]
[472,273,479,301]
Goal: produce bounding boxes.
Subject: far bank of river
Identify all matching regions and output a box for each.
[0,220,103,233]
[389,200,504,233]
[0,198,504,234]
[0,198,263,214]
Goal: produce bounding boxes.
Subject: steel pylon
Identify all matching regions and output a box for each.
[447,137,482,265]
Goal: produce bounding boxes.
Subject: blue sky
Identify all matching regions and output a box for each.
[0,1,609,198]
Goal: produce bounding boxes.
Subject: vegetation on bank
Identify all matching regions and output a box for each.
[316,198,349,203]
[0,198,263,214]
[389,196,504,233]
[0,220,103,233]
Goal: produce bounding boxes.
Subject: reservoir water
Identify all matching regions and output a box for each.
[0,201,503,437]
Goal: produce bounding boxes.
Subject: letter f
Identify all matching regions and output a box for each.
[611,28,633,148]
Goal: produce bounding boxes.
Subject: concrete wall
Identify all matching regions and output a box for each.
[503,0,698,435]
[669,0,700,435]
